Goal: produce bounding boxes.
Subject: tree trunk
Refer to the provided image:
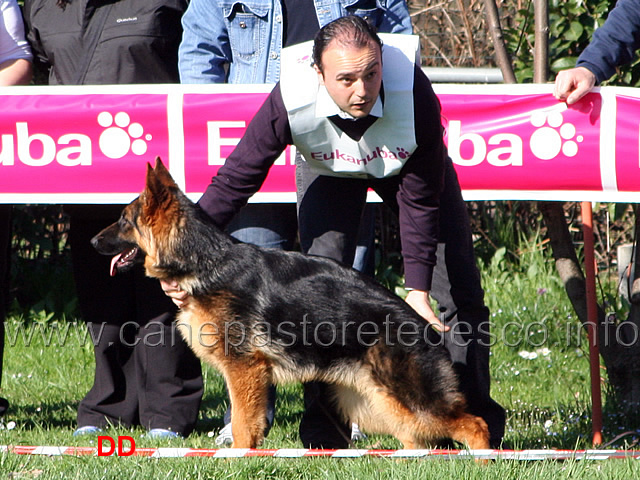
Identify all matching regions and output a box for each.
[604,206,640,409]
[483,0,517,84]
[537,202,591,321]
[538,202,640,411]
[533,0,549,83]
[483,0,640,411]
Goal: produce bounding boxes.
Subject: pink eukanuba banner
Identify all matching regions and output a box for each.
[0,83,638,204]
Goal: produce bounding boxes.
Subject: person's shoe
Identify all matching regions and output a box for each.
[73,425,102,436]
[0,397,8,416]
[214,423,233,446]
[146,428,181,439]
[350,423,367,442]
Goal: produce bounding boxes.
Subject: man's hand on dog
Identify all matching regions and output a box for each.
[160,279,189,308]
[405,290,449,332]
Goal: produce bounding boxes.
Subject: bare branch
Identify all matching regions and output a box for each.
[483,0,517,83]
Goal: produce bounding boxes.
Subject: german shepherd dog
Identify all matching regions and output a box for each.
[91,158,490,450]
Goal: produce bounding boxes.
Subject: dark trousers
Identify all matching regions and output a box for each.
[68,205,203,435]
[296,157,506,448]
[0,205,11,393]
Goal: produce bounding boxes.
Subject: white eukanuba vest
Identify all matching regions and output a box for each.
[280,34,419,179]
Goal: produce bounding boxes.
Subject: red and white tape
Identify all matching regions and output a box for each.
[2,446,640,460]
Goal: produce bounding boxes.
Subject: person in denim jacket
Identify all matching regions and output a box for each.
[179,0,411,84]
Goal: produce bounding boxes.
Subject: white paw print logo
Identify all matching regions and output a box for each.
[529,108,583,160]
[97,112,151,159]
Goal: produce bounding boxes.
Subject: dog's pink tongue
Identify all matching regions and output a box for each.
[110,254,122,277]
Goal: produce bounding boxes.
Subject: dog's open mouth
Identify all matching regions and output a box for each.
[110,247,140,277]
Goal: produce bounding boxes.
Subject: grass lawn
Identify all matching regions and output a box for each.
[1,247,640,478]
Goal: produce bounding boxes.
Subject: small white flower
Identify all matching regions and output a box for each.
[518,350,538,360]
[207,431,215,438]
[544,420,553,430]
[6,421,16,430]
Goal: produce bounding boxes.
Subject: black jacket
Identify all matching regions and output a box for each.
[23,0,187,85]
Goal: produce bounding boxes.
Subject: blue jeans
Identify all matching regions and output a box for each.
[227,203,298,250]
[227,201,375,273]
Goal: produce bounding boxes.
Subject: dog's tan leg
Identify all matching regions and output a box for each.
[355,382,490,450]
[355,387,428,449]
[446,413,490,450]
[224,354,272,449]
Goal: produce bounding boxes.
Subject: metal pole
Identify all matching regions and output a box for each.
[581,201,604,446]
[533,0,603,445]
[422,67,503,83]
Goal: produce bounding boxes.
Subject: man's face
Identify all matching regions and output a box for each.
[315,39,382,119]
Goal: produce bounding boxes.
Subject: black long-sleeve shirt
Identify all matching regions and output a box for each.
[198,65,447,291]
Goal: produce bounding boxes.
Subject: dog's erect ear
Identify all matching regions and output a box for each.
[146,157,178,191]
[144,157,178,216]
[152,157,178,188]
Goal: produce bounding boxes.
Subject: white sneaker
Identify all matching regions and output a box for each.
[350,423,367,442]
[146,428,181,439]
[73,425,102,436]
[215,423,233,446]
